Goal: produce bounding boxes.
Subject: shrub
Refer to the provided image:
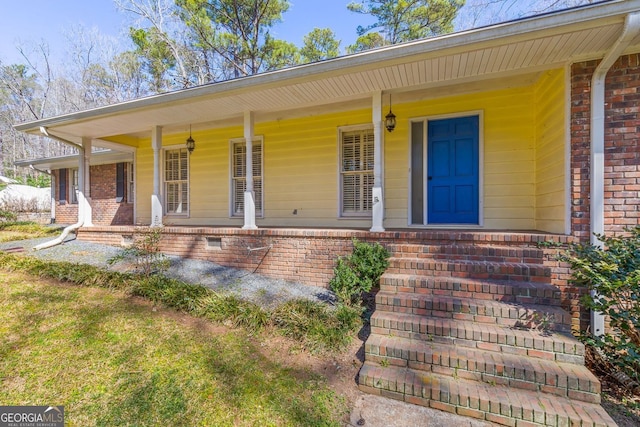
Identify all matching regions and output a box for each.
[560,227,640,384]
[329,239,390,306]
[0,210,17,223]
[108,227,169,277]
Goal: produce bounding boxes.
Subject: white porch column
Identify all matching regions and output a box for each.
[81,137,93,226]
[151,126,163,227]
[243,111,257,229]
[370,92,385,232]
[76,145,86,225]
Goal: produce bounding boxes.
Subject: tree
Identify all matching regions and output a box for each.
[346,32,386,54]
[177,0,296,78]
[347,0,465,52]
[455,0,595,30]
[300,28,340,63]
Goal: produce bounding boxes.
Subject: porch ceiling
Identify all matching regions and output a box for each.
[14,0,640,146]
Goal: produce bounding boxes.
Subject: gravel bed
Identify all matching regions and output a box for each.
[0,236,335,309]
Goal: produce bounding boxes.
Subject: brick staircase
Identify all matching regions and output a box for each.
[358,233,617,427]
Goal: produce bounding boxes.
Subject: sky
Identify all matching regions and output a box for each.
[0,0,376,64]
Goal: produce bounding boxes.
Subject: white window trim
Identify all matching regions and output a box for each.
[70,168,79,204]
[126,162,135,204]
[337,124,374,218]
[229,136,264,218]
[162,145,190,217]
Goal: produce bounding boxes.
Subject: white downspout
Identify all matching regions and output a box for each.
[589,12,640,335]
[34,127,85,251]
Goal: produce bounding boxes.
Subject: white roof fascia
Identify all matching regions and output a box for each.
[14,150,134,170]
[13,0,640,134]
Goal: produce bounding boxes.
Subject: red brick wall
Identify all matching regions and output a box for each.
[52,164,133,226]
[571,54,640,240]
[89,164,134,226]
[52,169,78,225]
[78,227,574,287]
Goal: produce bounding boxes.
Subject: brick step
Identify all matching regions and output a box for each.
[375,291,572,332]
[386,257,551,283]
[388,243,545,264]
[380,273,562,306]
[358,362,616,427]
[370,311,584,363]
[364,334,600,403]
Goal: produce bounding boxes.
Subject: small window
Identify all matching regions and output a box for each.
[164,148,189,215]
[230,138,263,217]
[70,168,79,204]
[340,128,374,216]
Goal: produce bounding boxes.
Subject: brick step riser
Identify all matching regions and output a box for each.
[379,278,563,306]
[388,245,546,265]
[374,296,572,331]
[358,364,615,427]
[364,345,600,403]
[386,262,551,283]
[374,305,572,333]
[369,323,585,364]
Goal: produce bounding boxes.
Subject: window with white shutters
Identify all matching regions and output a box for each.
[231,139,263,217]
[164,148,189,215]
[340,128,374,216]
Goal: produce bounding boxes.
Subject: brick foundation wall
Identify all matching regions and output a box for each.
[571,54,640,240]
[77,227,578,311]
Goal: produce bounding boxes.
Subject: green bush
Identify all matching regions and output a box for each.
[329,239,390,306]
[560,227,640,384]
[108,227,170,277]
[0,210,17,223]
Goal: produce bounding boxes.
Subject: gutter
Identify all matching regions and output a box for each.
[33,128,85,250]
[589,11,640,335]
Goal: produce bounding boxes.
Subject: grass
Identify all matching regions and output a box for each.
[0,221,59,242]
[0,252,362,354]
[0,271,348,426]
[0,225,362,425]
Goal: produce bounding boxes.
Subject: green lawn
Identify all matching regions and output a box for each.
[0,272,347,426]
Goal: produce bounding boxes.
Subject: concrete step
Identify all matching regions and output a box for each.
[386,257,552,283]
[364,334,600,403]
[370,311,585,364]
[380,273,563,306]
[358,362,616,427]
[375,291,572,332]
[388,243,545,264]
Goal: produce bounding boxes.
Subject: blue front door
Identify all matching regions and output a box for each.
[427,116,479,224]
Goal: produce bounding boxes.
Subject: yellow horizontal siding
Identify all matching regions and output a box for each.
[534,68,566,233]
[130,70,566,231]
[383,85,536,229]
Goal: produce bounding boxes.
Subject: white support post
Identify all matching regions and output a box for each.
[76,145,86,226]
[151,126,163,227]
[81,137,93,226]
[243,111,257,229]
[370,92,385,232]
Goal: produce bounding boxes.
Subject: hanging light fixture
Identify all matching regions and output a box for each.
[186,125,195,153]
[385,94,396,132]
